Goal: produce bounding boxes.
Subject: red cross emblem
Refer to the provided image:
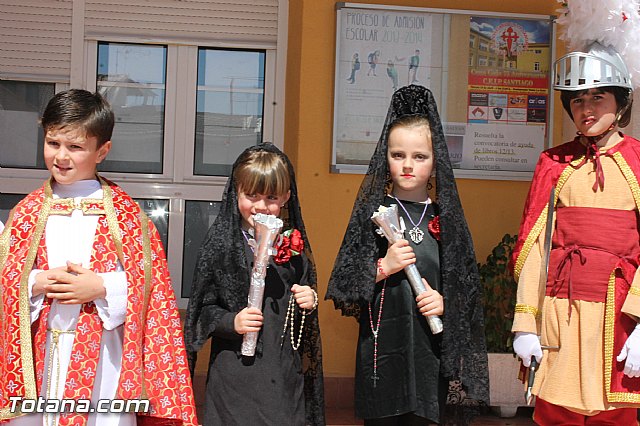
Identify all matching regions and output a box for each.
[501,26,520,55]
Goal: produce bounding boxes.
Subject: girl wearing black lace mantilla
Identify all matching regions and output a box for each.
[185,143,325,426]
[326,85,488,425]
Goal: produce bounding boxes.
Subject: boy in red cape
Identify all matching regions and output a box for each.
[0,89,198,425]
[511,4,640,423]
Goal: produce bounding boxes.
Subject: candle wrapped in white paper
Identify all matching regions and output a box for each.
[241,213,284,356]
[371,204,443,334]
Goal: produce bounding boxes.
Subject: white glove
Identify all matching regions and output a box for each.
[513,332,543,367]
[617,324,640,378]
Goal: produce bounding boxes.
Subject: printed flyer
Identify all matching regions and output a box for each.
[462,16,551,172]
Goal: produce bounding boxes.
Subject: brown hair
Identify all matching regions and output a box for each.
[560,86,633,128]
[233,148,291,197]
[41,89,115,147]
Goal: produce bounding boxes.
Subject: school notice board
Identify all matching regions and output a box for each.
[331,3,555,180]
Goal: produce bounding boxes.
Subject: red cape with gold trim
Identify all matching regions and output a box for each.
[511,135,640,401]
[512,135,640,278]
[0,178,198,425]
[512,137,586,279]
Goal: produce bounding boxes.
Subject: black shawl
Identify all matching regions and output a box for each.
[325,85,489,411]
[185,143,325,425]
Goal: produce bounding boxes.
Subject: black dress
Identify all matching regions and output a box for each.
[355,196,445,423]
[185,143,324,426]
[203,241,310,426]
[327,87,489,424]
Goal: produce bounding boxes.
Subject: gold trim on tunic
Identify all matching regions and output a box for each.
[49,198,105,216]
[604,269,640,403]
[515,304,540,317]
[601,150,640,403]
[140,211,153,400]
[514,158,579,281]
[612,152,640,211]
[100,177,125,267]
[18,181,56,401]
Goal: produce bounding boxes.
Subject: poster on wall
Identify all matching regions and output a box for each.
[331,3,554,179]
[461,16,551,172]
[332,4,444,173]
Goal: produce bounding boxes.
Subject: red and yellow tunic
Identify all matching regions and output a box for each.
[0,178,198,425]
[512,135,640,415]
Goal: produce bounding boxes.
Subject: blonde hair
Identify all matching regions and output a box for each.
[234,149,291,196]
[389,114,431,135]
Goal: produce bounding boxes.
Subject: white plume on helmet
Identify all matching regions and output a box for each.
[554,0,640,92]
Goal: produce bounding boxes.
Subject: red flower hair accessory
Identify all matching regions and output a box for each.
[428,215,440,241]
[274,229,304,264]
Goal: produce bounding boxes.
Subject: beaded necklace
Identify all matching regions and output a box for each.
[368,281,386,387]
[391,196,430,244]
[282,295,306,350]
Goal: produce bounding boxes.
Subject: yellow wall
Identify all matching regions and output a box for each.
[285,0,564,377]
[519,45,551,73]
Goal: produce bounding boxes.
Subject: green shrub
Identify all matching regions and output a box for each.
[480,233,517,353]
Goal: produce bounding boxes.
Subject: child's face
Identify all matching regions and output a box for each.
[387,125,433,201]
[44,126,111,185]
[237,190,291,230]
[569,88,619,137]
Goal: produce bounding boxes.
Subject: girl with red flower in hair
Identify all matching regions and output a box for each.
[185,143,324,425]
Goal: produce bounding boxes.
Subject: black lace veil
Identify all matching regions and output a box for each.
[184,142,325,425]
[325,85,489,408]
